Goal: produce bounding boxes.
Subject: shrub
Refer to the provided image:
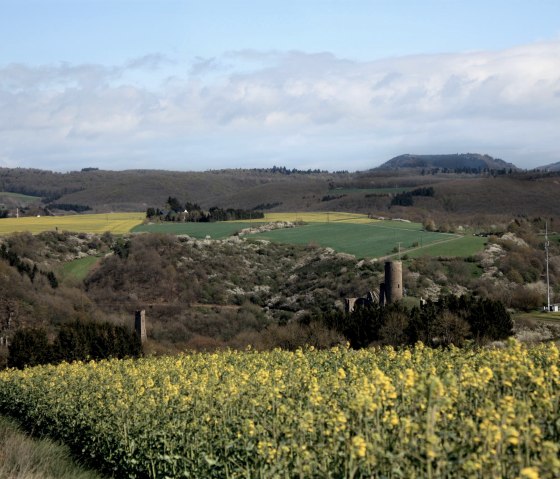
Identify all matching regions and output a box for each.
[8,328,51,369]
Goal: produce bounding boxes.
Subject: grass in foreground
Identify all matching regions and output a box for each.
[0,212,144,235]
[0,415,106,479]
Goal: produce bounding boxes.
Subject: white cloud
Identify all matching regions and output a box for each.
[1,41,560,171]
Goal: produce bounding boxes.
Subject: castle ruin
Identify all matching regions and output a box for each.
[379,260,403,306]
[345,260,403,313]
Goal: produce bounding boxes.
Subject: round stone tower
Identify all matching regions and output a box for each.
[384,261,403,304]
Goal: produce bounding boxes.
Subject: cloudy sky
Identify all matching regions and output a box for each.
[1,0,560,172]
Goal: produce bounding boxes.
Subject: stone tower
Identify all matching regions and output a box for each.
[381,261,403,305]
[134,310,147,344]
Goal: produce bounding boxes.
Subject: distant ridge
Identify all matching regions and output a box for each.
[375,153,518,171]
[537,161,560,172]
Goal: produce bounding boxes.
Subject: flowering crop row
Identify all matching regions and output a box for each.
[0,341,559,478]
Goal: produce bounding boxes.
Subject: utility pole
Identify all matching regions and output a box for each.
[546,221,551,311]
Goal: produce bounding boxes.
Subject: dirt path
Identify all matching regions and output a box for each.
[379,234,466,261]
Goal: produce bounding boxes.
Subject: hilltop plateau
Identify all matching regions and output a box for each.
[375,153,517,171]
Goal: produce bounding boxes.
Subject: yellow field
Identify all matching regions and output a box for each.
[1,342,559,478]
[234,212,376,224]
[0,212,145,235]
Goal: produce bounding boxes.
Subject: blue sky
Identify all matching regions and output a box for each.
[1,0,560,171]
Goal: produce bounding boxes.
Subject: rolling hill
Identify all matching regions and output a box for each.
[375,153,517,171]
[538,161,560,172]
[1,159,560,224]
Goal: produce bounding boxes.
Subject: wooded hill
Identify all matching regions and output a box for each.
[375,153,517,171]
[1,162,560,226]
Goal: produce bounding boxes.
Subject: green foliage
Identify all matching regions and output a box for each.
[7,328,51,369]
[52,320,142,363]
[324,294,513,348]
[7,321,142,369]
[48,203,91,212]
[111,237,130,258]
[0,242,58,287]
[166,196,183,213]
[390,187,435,207]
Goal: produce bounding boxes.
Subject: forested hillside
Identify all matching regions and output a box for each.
[1,164,560,225]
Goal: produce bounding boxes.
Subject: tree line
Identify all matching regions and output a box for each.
[7,320,142,369]
[320,294,513,348]
[146,197,264,222]
[390,187,435,207]
[0,244,58,288]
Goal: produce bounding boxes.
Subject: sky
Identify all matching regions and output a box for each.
[1,0,560,172]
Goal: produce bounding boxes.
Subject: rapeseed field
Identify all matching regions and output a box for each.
[0,212,144,235]
[0,341,558,478]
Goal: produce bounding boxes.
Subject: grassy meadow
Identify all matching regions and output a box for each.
[0,212,144,235]
[60,256,101,283]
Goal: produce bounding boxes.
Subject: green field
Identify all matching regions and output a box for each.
[404,235,487,259]
[60,256,100,282]
[135,216,485,259]
[132,221,259,239]
[0,191,41,206]
[254,221,460,259]
[513,310,560,324]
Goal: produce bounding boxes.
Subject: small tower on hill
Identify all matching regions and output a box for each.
[134,310,147,344]
[380,261,403,306]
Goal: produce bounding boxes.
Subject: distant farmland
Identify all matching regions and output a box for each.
[136,213,479,259]
[132,212,375,238]
[0,212,144,235]
[252,221,462,259]
[0,211,485,259]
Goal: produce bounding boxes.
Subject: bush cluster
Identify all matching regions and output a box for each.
[7,320,142,369]
[322,294,513,348]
